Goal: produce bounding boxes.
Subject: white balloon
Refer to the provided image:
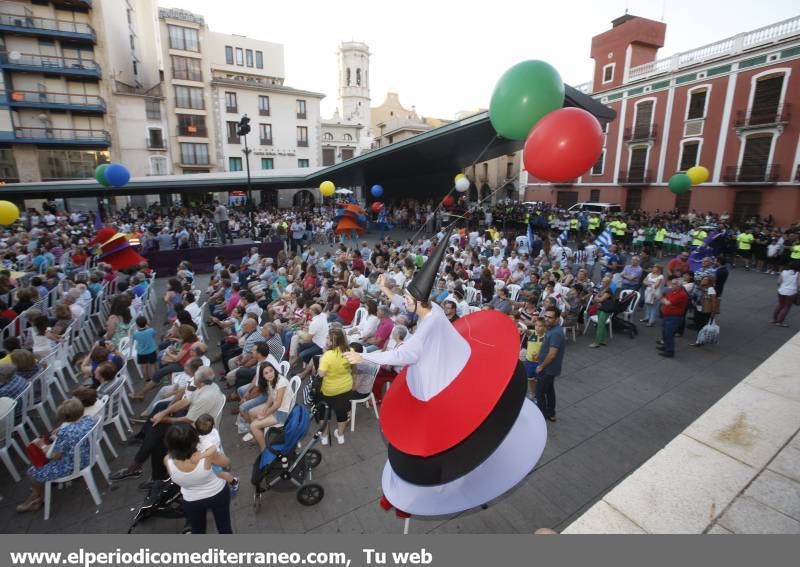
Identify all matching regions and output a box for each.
[455,177,470,192]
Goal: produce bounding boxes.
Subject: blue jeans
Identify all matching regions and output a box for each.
[643,302,659,324]
[298,342,323,363]
[239,392,267,415]
[661,316,682,356]
[535,372,556,418]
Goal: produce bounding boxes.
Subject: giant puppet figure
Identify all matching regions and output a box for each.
[88,226,146,271]
[344,229,547,516]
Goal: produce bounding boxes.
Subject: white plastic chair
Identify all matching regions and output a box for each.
[29,367,54,431]
[43,417,109,520]
[494,279,506,295]
[618,290,641,322]
[1,399,29,482]
[351,307,367,328]
[506,284,521,302]
[102,375,132,442]
[92,395,118,460]
[350,362,380,432]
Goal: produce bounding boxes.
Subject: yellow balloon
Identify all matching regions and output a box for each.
[454,173,466,183]
[319,180,335,197]
[686,166,709,185]
[0,200,19,225]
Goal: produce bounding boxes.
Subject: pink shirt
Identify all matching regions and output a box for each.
[371,318,395,348]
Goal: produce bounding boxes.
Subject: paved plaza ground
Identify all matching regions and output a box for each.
[0,237,796,534]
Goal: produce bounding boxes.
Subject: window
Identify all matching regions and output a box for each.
[179,143,209,165]
[38,149,110,180]
[633,100,654,138]
[298,159,309,168]
[167,25,199,52]
[750,74,784,125]
[225,92,237,113]
[346,68,351,86]
[343,133,352,141]
[687,89,707,120]
[356,68,361,86]
[628,146,648,182]
[246,49,253,67]
[296,99,307,119]
[229,157,243,171]
[739,134,773,182]
[150,156,168,175]
[323,132,333,141]
[602,63,614,83]
[177,114,207,137]
[147,128,164,148]
[255,51,263,69]
[341,148,354,160]
[258,95,270,116]
[259,124,272,144]
[226,121,239,144]
[675,191,691,215]
[225,45,233,65]
[261,158,273,170]
[132,61,138,75]
[235,47,244,66]
[589,189,600,203]
[172,55,202,81]
[145,99,160,120]
[679,141,700,171]
[506,161,514,179]
[297,126,308,147]
[322,148,335,166]
[129,35,135,50]
[174,86,204,109]
[0,148,19,180]
[591,150,605,175]
[127,9,133,24]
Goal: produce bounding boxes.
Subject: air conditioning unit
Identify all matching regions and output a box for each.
[684,120,704,137]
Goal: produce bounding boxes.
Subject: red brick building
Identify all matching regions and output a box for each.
[524,14,800,226]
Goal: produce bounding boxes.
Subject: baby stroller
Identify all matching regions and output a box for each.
[609,291,639,339]
[251,403,325,511]
[127,479,188,534]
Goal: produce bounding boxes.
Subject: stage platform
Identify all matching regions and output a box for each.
[143,240,284,275]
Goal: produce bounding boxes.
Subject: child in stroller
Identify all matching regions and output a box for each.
[251,403,325,510]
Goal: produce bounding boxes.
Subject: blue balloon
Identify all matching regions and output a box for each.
[370,184,384,198]
[105,163,130,187]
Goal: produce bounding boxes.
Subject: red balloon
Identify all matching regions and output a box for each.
[523,107,604,183]
[442,195,454,207]
[371,202,384,213]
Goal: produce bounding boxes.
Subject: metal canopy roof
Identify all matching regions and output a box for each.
[3,85,615,201]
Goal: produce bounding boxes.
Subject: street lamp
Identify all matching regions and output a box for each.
[237,114,255,240]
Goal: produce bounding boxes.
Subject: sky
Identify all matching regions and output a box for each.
[157,0,799,119]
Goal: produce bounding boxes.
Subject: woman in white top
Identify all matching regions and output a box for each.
[772,261,799,327]
[640,265,665,327]
[163,424,232,534]
[246,359,293,451]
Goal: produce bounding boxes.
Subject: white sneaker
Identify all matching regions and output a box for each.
[333,430,345,445]
[242,433,254,442]
[320,435,329,446]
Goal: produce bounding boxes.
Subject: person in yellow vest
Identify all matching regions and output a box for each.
[588,215,600,234]
[691,227,708,248]
[569,217,579,235]
[737,230,754,270]
[791,241,800,261]
[654,226,667,258]
[618,220,629,245]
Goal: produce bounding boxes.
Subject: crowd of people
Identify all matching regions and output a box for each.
[0,198,798,532]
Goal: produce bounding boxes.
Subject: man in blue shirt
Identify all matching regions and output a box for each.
[535,305,566,422]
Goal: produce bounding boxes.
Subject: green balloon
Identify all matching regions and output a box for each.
[489,60,565,141]
[95,164,111,187]
[668,173,692,194]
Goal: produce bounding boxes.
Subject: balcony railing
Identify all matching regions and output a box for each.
[734,104,791,129]
[624,124,658,142]
[226,136,240,145]
[260,138,272,145]
[12,127,110,145]
[226,105,237,114]
[0,52,101,77]
[723,164,780,184]
[0,13,96,41]
[627,14,800,82]
[296,112,306,119]
[619,169,653,185]
[177,125,208,137]
[3,90,105,112]
[297,140,308,147]
[147,139,165,149]
[259,108,270,116]
[52,1,93,8]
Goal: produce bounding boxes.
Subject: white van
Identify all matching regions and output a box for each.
[567,202,623,215]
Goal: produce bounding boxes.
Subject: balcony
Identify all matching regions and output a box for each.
[226,136,240,145]
[226,105,237,114]
[624,124,658,143]
[12,126,110,146]
[723,164,780,184]
[177,125,208,137]
[619,169,653,185]
[52,1,93,8]
[734,104,791,130]
[296,112,306,119]
[3,90,105,112]
[260,137,272,145]
[259,108,270,116]
[0,52,101,78]
[0,13,96,42]
[297,140,308,147]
